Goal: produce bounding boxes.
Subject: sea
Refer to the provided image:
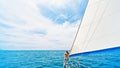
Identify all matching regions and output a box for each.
[0,48,120,68]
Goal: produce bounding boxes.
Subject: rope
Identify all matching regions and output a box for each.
[69,0,89,55]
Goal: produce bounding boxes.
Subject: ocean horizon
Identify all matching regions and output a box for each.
[0,48,120,68]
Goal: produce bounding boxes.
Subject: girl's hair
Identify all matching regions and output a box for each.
[66,51,69,54]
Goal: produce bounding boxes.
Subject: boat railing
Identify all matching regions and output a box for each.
[67,60,90,68]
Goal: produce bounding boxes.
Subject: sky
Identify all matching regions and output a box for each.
[0,0,87,50]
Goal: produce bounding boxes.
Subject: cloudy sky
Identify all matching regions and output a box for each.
[0,0,87,50]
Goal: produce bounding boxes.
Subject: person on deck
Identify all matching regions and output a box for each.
[64,51,69,68]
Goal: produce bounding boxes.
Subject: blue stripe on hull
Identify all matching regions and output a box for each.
[70,46,120,57]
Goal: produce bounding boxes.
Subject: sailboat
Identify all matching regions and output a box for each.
[65,0,120,67]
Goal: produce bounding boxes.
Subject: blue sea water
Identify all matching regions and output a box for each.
[0,48,120,68]
[0,50,64,68]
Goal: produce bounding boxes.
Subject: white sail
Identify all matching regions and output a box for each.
[70,0,120,55]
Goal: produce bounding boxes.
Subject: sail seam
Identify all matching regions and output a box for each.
[84,0,111,52]
[82,0,102,51]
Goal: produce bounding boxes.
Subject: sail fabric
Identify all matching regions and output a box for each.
[70,0,120,55]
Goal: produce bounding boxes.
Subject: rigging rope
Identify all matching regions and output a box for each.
[69,0,89,55]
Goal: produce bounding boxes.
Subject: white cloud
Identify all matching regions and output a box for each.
[0,0,84,50]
